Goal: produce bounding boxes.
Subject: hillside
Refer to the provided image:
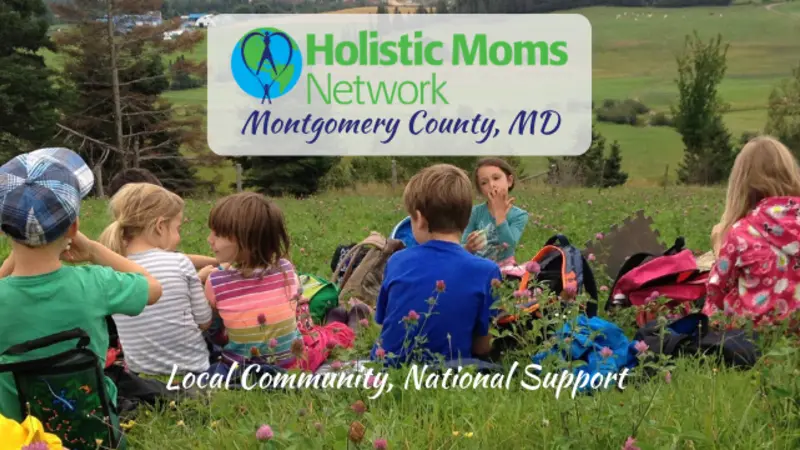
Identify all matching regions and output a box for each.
[43,3,800,187]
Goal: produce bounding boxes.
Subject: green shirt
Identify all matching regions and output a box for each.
[461,203,529,262]
[0,265,149,421]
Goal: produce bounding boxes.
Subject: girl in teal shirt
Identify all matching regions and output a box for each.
[462,158,529,277]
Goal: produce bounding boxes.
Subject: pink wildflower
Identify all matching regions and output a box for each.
[634,340,649,354]
[599,285,609,292]
[622,436,640,450]
[351,400,367,415]
[268,338,278,348]
[600,346,613,358]
[587,253,596,262]
[405,310,420,322]
[514,289,532,299]
[374,439,388,449]
[436,280,446,293]
[375,347,386,359]
[331,360,343,371]
[595,232,604,240]
[256,424,274,441]
[359,318,370,327]
[665,371,672,384]
[367,376,381,388]
[525,261,541,274]
[257,313,267,325]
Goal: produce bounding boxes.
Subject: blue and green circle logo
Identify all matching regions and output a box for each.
[231,27,303,104]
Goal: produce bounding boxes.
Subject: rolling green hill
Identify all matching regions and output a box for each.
[43,3,800,187]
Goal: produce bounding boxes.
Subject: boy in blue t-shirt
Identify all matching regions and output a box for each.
[371,164,502,366]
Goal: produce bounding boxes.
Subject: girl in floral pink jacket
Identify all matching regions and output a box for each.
[705,136,800,330]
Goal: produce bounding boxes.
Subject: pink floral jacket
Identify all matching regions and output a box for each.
[703,196,800,329]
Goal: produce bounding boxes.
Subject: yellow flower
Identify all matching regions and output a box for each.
[121,420,136,431]
[177,420,185,427]
[0,413,64,450]
[465,432,474,438]
[452,431,460,436]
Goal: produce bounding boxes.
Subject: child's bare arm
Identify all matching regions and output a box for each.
[79,236,162,305]
[187,254,218,270]
[0,252,14,278]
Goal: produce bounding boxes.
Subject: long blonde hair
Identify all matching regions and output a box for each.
[99,182,184,255]
[713,136,800,254]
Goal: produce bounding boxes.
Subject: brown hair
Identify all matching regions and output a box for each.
[98,183,184,255]
[108,168,163,197]
[713,135,800,255]
[403,164,473,233]
[473,158,516,192]
[208,192,290,274]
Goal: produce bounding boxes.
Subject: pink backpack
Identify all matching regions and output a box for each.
[607,237,709,327]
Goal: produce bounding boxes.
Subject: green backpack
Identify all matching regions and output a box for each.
[299,273,340,324]
[0,328,123,450]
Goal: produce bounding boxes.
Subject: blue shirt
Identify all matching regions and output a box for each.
[371,240,502,366]
[461,203,529,262]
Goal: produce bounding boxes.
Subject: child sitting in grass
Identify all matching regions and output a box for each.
[98,182,213,376]
[0,148,162,428]
[706,136,800,330]
[371,164,503,366]
[462,158,530,277]
[203,192,357,372]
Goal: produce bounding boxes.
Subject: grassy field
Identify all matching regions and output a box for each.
[3,186,798,449]
[39,3,800,187]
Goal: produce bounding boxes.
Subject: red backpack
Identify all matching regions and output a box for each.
[607,237,709,327]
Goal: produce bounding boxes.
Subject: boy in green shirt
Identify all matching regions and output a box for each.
[0,148,163,428]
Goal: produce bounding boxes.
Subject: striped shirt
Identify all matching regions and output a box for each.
[205,259,302,367]
[113,249,212,375]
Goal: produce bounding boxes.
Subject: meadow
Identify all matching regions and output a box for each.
[40,3,800,188]
[3,185,798,449]
[162,2,800,187]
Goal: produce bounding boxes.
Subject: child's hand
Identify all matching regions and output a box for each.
[488,188,513,223]
[465,231,486,253]
[197,265,216,283]
[61,231,97,264]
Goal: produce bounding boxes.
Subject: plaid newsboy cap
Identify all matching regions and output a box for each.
[0,148,94,247]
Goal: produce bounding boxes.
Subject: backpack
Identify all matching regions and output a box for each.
[498,234,599,326]
[634,313,761,371]
[491,235,598,360]
[608,237,708,327]
[299,272,340,324]
[331,232,405,308]
[0,328,123,450]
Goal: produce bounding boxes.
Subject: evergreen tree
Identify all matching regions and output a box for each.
[547,125,627,188]
[672,32,734,185]
[436,0,449,12]
[238,157,341,198]
[765,62,800,157]
[0,0,62,158]
[52,0,209,196]
[602,141,628,188]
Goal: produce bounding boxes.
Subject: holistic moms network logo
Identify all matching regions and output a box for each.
[230,27,303,104]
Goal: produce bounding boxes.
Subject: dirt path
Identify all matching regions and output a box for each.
[765,1,800,17]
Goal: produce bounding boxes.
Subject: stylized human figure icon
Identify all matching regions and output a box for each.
[240,29,294,105]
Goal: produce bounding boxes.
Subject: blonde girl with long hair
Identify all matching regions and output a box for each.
[98,183,214,376]
[704,136,800,330]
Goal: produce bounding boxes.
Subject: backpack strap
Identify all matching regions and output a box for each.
[1,328,90,356]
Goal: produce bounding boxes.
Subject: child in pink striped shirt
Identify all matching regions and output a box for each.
[202,192,355,372]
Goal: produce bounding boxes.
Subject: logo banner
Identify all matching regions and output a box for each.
[207,14,592,156]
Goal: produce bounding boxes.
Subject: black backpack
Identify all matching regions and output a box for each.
[634,313,761,370]
[490,234,599,360]
[0,328,123,450]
